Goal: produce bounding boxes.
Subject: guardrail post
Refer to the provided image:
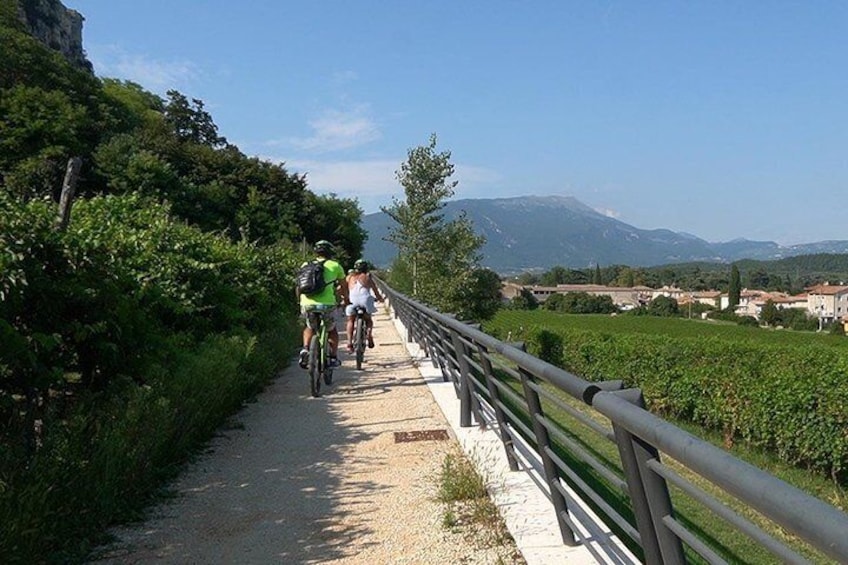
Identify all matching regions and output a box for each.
[406,308,415,344]
[451,329,475,428]
[434,321,452,380]
[476,344,519,471]
[608,388,684,565]
[519,367,577,546]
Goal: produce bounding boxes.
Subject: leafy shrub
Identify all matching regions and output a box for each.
[545,291,618,314]
[491,311,848,482]
[0,192,301,562]
[736,316,759,327]
[647,295,679,317]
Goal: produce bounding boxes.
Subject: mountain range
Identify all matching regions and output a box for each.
[362,195,848,273]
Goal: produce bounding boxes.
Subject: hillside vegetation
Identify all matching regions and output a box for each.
[486,310,848,484]
[0,2,364,561]
[511,253,848,294]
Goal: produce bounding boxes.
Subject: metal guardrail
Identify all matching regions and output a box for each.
[379,281,848,564]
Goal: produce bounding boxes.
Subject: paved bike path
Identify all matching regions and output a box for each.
[90,306,628,564]
[90,309,522,563]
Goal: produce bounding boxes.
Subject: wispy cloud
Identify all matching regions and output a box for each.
[85,44,200,93]
[595,207,621,219]
[285,106,381,153]
[266,157,502,214]
[284,158,399,197]
[330,70,359,85]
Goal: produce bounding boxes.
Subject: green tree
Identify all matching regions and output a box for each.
[382,133,456,296]
[647,295,679,317]
[301,192,366,266]
[728,264,741,308]
[543,292,566,311]
[747,268,771,290]
[593,264,603,284]
[616,267,636,287]
[0,85,88,198]
[164,89,226,147]
[382,134,484,314]
[454,268,502,321]
[760,299,779,326]
[540,266,569,286]
[560,292,617,314]
[510,288,538,310]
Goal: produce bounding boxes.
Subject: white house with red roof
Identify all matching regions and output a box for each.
[805,284,848,324]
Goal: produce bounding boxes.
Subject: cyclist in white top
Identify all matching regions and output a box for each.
[344,259,384,351]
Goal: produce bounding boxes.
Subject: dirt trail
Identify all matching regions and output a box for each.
[89,309,521,564]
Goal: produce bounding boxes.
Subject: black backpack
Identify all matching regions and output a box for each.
[296,259,327,296]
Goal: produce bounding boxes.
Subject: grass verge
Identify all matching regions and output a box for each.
[436,451,525,563]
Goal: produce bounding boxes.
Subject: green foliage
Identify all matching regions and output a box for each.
[0,32,344,251]
[646,295,679,317]
[0,85,88,197]
[0,192,301,561]
[163,89,226,147]
[0,325,295,562]
[593,264,602,284]
[539,265,588,286]
[760,299,779,326]
[779,308,817,331]
[534,258,830,293]
[437,452,488,503]
[545,291,618,314]
[448,268,502,321]
[486,310,848,481]
[0,10,364,561]
[509,287,538,310]
[736,315,759,327]
[729,264,741,306]
[382,134,485,315]
[300,192,366,266]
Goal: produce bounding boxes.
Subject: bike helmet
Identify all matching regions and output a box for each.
[353,259,368,273]
[314,240,335,257]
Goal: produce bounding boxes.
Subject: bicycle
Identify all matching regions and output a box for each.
[351,306,368,370]
[305,306,336,397]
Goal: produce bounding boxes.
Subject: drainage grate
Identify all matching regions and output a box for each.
[394,429,450,443]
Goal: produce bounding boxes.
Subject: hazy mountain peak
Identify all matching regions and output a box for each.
[363,195,848,273]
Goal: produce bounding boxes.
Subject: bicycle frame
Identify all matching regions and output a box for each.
[307,308,334,397]
[353,306,368,370]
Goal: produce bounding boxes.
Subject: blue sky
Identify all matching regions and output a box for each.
[69,1,847,245]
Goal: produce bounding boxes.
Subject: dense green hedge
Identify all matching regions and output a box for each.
[486,314,848,482]
[0,192,300,562]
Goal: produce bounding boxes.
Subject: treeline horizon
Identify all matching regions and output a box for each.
[508,252,848,294]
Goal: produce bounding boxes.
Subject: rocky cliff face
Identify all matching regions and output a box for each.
[17,0,91,71]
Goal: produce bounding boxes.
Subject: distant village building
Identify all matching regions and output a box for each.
[714,289,808,319]
[805,284,848,324]
[502,281,844,326]
[500,283,652,309]
[675,291,722,309]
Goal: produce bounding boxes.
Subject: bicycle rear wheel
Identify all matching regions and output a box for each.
[354,317,365,370]
[308,334,321,397]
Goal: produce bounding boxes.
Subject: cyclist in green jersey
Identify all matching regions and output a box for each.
[297,240,349,369]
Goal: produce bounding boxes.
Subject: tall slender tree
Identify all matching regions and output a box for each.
[381,134,484,313]
[728,264,741,308]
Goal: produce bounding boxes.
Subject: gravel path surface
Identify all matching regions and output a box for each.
[89,309,523,564]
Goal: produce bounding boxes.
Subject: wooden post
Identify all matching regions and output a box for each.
[56,156,82,231]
